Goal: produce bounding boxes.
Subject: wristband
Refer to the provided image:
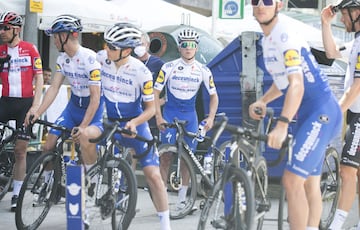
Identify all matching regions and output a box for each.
[278,116,290,124]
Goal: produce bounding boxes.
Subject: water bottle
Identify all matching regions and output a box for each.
[203,152,213,174]
[196,120,206,142]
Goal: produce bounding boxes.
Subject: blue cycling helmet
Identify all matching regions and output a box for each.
[104,23,142,49]
[46,14,83,35]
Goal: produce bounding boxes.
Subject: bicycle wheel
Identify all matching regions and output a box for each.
[85,157,137,230]
[319,147,340,230]
[198,166,255,230]
[16,152,62,230]
[253,156,268,230]
[0,150,14,201]
[277,184,289,230]
[158,144,197,220]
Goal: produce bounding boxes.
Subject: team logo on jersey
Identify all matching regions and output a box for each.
[143,80,153,95]
[284,49,301,67]
[178,66,184,70]
[56,64,61,72]
[156,70,165,83]
[90,69,101,81]
[34,57,42,70]
[209,75,215,88]
[356,53,360,70]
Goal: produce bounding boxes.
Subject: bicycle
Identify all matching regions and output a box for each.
[15,118,141,230]
[0,122,25,201]
[198,109,292,230]
[277,145,340,230]
[158,113,228,220]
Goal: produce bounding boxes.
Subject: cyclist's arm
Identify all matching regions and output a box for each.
[203,93,219,131]
[79,84,101,129]
[321,5,342,59]
[29,72,44,114]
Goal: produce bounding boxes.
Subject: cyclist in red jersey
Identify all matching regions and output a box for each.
[0,11,43,212]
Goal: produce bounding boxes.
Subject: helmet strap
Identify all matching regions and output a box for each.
[8,28,17,44]
[259,5,279,26]
[59,33,71,52]
[114,49,131,62]
[348,8,360,32]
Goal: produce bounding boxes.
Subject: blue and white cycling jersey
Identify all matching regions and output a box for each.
[98,55,154,119]
[262,17,342,178]
[56,46,101,108]
[154,58,217,112]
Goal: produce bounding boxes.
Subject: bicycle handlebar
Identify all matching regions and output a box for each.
[89,119,156,160]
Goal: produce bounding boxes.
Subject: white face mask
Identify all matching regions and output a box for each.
[134,46,147,57]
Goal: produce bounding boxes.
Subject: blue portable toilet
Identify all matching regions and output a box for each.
[200,31,298,179]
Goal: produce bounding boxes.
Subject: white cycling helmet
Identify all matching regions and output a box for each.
[104,23,142,49]
[0,11,23,27]
[177,28,200,44]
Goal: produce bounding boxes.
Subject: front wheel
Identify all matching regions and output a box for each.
[319,147,340,230]
[198,166,255,230]
[253,157,268,230]
[158,144,197,220]
[15,152,61,230]
[0,150,14,201]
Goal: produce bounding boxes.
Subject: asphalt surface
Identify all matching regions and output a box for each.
[0,179,358,229]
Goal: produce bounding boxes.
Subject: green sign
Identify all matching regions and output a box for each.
[219,0,244,19]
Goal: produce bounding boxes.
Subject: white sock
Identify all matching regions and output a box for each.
[329,209,348,229]
[44,170,53,183]
[306,227,318,230]
[12,180,23,196]
[178,185,188,203]
[356,220,360,230]
[85,163,97,184]
[158,210,171,230]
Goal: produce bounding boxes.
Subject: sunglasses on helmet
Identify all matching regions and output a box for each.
[180,41,198,49]
[252,0,277,7]
[106,42,120,51]
[0,25,11,31]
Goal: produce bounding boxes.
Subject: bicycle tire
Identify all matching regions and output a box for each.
[319,147,340,230]
[16,152,61,230]
[158,144,198,220]
[197,166,255,230]
[0,150,14,201]
[86,156,137,230]
[253,156,268,230]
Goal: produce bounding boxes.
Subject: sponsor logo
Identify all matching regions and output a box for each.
[90,69,101,81]
[284,49,301,67]
[295,121,322,162]
[34,57,42,70]
[143,80,153,95]
[156,70,165,83]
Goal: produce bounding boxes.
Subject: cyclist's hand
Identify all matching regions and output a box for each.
[71,127,81,143]
[124,120,137,138]
[249,102,266,120]
[25,111,40,126]
[202,117,214,131]
[156,117,167,131]
[267,125,288,149]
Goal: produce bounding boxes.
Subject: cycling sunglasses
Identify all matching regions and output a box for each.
[180,41,198,49]
[106,42,120,51]
[0,25,11,31]
[252,0,276,7]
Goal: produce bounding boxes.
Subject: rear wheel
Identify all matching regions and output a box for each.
[0,150,14,201]
[253,157,268,230]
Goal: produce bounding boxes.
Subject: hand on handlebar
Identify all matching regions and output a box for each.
[267,125,288,150]
[249,101,266,120]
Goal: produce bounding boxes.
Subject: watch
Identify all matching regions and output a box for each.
[278,116,290,124]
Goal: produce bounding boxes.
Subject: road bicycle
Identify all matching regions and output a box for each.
[277,145,340,230]
[198,109,292,230]
[0,122,24,201]
[158,113,228,220]
[15,118,145,230]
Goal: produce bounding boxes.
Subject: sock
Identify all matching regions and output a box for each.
[306,227,318,230]
[178,185,188,203]
[356,220,360,230]
[44,170,53,183]
[12,180,23,196]
[329,209,348,230]
[85,163,97,184]
[158,210,171,230]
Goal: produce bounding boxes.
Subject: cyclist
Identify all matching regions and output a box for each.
[250,1,343,229]
[321,0,360,229]
[26,14,103,227]
[0,11,43,211]
[154,27,219,214]
[98,22,171,230]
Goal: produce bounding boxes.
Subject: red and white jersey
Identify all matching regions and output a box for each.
[0,41,42,98]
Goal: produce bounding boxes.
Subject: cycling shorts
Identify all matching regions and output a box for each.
[341,110,360,168]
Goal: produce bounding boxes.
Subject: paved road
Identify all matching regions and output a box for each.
[0,182,358,230]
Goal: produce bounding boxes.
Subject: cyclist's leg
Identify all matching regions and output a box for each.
[304,174,322,227]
